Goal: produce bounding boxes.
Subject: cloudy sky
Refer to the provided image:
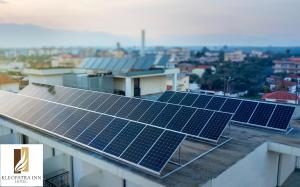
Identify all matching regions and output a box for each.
[0,0,299,46]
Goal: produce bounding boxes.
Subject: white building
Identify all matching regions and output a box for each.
[224,50,246,62]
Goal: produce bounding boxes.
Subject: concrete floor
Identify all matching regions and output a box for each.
[282,169,300,187]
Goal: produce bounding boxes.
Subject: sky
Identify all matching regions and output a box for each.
[0,0,300,46]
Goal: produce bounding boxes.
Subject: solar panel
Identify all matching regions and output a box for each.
[26,102,57,124]
[166,106,196,131]
[231,101,258,123]
[96,95,121,113]
[205,97,227,110]
[87,93,110,111]
[43,107,76,131]
[76,115,114,144]
[120,126,164,163]
[199,112,232,141]
[70,91,92,107]
[151,104,180,127]
[89,118,128,150]
[192,95,212,108]
[64,112,100,139]
[104,122,145,156]
[179,93,199,106]
[168,92,187,104]
[116,98,142,118]
[157,91,174,102]
[267,105,295,130]
[139,102,166,124]
[105,97,131,115]
[220,98,242,113]
[78,92,102,109]
[181,109,214,136]
[61,90,84,105]
[139,131,185,172]
[248,103,275,126]
[127,100,153,121]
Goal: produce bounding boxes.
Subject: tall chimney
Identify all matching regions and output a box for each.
[141,29,145,56]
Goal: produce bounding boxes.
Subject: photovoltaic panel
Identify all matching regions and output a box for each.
[267,105,295,130]
[26,102,57,124]
[15,99,42,121]
[105,97,131,115]
[43,107,76,131]
[168,92,187,104]
[35,104,66,128]
[220,99,242,113]
[179,93,199,106]
[157,91,174,102]
[78,92,103,109]
[151,104,180,127]
[64,112,100,139]
[70,91,91,107]
[192,95,212,108]
[181,109,214,136]
[89,118,128,150]
[104,122,145,156]
[139,102,166,124]
[231,101,258,123]
[166,106,196,131]
[205,97,227,111]
[127,100,153,121]
[120,126,164,163]
[87,93,111,111]
[199,112,232,141]
[139,131,185,172]
[96,95,121,113]
[115,98,142,118]
[76,115,114,145]
[61,89,84,105]
[248,103,275,126]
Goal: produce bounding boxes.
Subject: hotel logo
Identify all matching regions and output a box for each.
[14,147,29,174]
[0,144,43,186]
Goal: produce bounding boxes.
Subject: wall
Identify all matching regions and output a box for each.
[202,143,279,187]
[140,76,166,95]
[0,83,20,92]
[28,74,64,85]
[277,154,296,186]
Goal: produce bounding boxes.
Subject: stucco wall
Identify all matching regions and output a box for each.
[140,76,166,95]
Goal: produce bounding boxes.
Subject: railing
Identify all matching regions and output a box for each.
[44,169,70,187]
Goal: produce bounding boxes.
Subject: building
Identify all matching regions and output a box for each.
[224,50,246,62]
[273,58,300,74]
[24,68,74,86]
[0,85,300,187]
[166,73,189,91]
[192,65,216,78]
[64,54,180,97]
[0,74,21,92]
[262,91,299,104]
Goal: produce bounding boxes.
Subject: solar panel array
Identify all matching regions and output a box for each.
[20,84,232,142]
[158,91,295,132]
[0,91,185,174]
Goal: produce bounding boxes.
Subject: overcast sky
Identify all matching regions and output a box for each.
[0,0,299,45]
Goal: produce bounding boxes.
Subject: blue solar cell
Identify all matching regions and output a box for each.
[43,107,76,131]
[78,92,103,109]
[205,97,227,110]
[34,104,66,128]
[192,95,212,108]
[139,131,185,172]
[104,122,145,156]
[70,91,92,107]
[231,101,258,123]
[62,90,85,105]
[151,104,181,127]
[249,103,275,126]
[76,115,113,145]
[120,126,164,163]
[179,93,199,106]
[139,102,166,124]
[181,109,213,136]
[127,100,153,121]
[64,112,100,139]
[26,102,57,124]
[87,94,110,111]
[220,99,242,113]
[96,95,121,113]
[199,112,232,140]
[89,118,128,150]
[166,106,196,131]
[116,98,142,118]
[267,105,295,130]
[168,92,187,104]
[53,109,88,135]
[157,91,175,102]
[105,97,131,115]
